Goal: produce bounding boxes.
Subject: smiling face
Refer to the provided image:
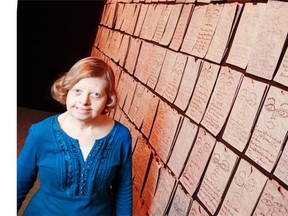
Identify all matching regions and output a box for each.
[51,57,117,115]
[66,77,108,122]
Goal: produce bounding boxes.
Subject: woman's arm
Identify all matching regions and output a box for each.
[112,128,133,216]
[17,125,39,211]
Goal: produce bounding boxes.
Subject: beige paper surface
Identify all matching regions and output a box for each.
[188,200,209,216]
[117,34,130,66]
[155,50,178,96]
[132,136,151,195]
[128,82,146,124]
[167,184,191,216]
[253,180,288,215]
[245,86,288,172]
[181,5,208,54]
[134,41,154,83]
[134,4,149,37]
[246,1,288,80]
[148,168,176,216]
[168,117,198,177]
[152,4,173,43]
[218,159,267,216]
[226,3,266,69]
[147,45,167,89]
[273,139,288,186]
[186,61,220,123]
[124,37,142,74]
[191,4,223,58]
[149,101,182,162]
[274,47,288,87]
[197,142,239,215]
[163,53,188,103]
[141,89,160,138]
[205,3,238,63]
[222,77,268,152]
[141,156,162,213]
[160,4,182,46]
[174,57,202,111]
[201,66,243,136]
[180,127,216,196]
[169,4,194,51]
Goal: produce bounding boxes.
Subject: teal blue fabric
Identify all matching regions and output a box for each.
[17,114,132,216]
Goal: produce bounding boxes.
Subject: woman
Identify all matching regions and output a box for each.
[17,57,132,215]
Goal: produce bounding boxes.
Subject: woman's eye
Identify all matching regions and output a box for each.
[91,92,100,98]
[72,89,81,94]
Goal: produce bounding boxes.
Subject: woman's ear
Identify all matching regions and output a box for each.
[106,94,117,109]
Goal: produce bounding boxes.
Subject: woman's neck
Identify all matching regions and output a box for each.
[58,111,114,142]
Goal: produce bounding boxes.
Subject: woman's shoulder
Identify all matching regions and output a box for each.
[30,114,60,130]
[115,121,130,135]
[113,121,132,145]
[24,114,60,142]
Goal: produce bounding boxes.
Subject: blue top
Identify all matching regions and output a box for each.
[17,114,132,216]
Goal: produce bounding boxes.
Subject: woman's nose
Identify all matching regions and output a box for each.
[80,93,90,105]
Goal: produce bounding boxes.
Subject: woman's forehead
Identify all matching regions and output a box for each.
[73,77,108,90]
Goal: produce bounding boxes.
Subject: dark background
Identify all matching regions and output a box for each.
[17,0,106,113]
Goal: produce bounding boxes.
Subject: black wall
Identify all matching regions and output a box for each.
[17,0,106,113]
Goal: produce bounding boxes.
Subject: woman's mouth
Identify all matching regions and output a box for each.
[76,107,92,113]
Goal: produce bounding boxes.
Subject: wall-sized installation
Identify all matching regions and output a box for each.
[91,0,288,215]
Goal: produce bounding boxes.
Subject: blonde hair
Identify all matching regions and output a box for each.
[51,57,117,113]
